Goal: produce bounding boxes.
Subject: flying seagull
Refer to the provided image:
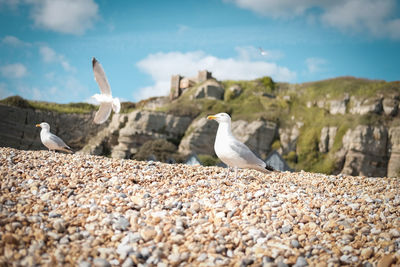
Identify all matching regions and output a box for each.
[207,113,274,178]
[258,47,267,56]
[36,122,73,153]
[91,57,120,124]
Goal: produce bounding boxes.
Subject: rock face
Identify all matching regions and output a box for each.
[110,111,192,159]
[0,104,106,151]
[340,126,388,177]
[278,124,302,155]
[388,127,400,177]
[228,85,242,98]
[329,95,349,115]
[178,118,218,155]
[231,120,277,158]
[382,96,399,116]
[194,80,224,100]
[79,114,128,156]
[349,97,383,115]
[319,127,337,153]
[309,95,399,117]
[179,118,277,158]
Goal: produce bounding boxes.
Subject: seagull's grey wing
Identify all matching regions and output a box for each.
[92,58,111,95]
[229,139,265,167]
[94,102,112,124]
[49,133,69,148]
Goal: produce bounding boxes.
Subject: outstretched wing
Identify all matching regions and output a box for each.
[92,57,111,95]
[112,98,121,113]
[94,102,112,124]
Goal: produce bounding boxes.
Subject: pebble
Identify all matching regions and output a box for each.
[377,254,395,267]
[281,225,292,234]
[140,226,157,242]
[121,257,134,267]
[0,147,399,266]
[113,216,130,231]
[291,239,301,248]
[53,219,66,233]
[93,258,111,267]
[361,247,373,259]
[293,256,308,267]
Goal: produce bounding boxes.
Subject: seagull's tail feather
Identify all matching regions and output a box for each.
[112,97,120,113]
[61,146,74,154]
[265,164,275,172]
[252,163,277,174]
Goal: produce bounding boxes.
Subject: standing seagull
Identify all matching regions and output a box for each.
[36,122,73,153]
[91,57,120,124]
[207,113,274,178]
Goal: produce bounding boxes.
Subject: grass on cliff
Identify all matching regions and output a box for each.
[0,95,97,113]
[0,95,140,114]
[297,77,399,101]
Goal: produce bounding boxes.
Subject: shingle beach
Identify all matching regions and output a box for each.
[0,147,399,266]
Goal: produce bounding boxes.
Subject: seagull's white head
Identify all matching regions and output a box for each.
[36,122,50,131]
[207,113,231,124]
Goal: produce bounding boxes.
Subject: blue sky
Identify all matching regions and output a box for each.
[0,0,399,103]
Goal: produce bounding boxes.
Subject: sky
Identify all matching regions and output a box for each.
[0,0,399,104]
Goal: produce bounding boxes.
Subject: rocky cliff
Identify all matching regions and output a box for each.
[1,77,400,177]
[0,104,106,151]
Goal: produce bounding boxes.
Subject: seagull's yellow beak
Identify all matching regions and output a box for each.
[207,115,217,120]
[35,124,41,128]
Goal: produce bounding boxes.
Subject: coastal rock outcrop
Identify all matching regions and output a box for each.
[388,126,400,177]
[0,104,105,151]
[349,97,383,115]
[340,125,388,177]
[319,126,337,153]
[178,118,218,155]
[111,111,192,159]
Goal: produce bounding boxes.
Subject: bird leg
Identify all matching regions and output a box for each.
[225,167,230,179]
[234,167,238,179]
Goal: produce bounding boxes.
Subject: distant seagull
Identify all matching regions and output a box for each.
[258,47,267,56]
[207,113,274,179]
[36,122,73,153]
[91,57,120,124]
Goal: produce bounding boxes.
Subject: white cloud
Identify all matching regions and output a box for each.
[39,45,75,72]
[0,63,28,78]
[320,0,399,38]
[1,35,31,47]
[27,0,98,35]
[224,0,321,18]
[226,0,400,39]
[136,50,296,100]
[305,57,327,73]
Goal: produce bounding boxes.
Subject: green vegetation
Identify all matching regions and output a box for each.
[120,101,136,113]
[0,95,97,113]
[1,95,139,114]
[198,154,220,166]
[0,95,33,109]
[29,101,97,114]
